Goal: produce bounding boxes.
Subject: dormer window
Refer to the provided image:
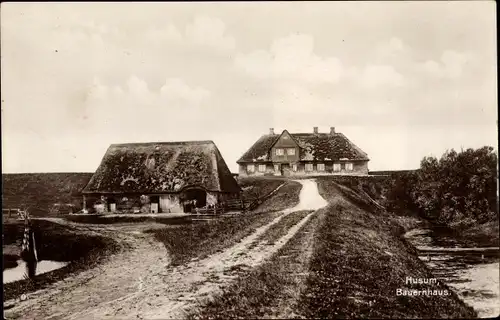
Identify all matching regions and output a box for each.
[275,148,284,156]
[286,148,295,155]
[345,163,354,171]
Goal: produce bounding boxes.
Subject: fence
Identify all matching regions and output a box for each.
[2,208,28,219]
[188,197,261,215]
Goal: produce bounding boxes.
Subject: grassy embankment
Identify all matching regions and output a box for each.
[147,179,302,266]
[328,174,499,247]
[2,173,92,216]
[2,220,119,301]
[188,178,476,318]
[296,178,476,318]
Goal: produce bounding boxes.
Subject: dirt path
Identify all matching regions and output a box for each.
[266,208,326,319]
[4,179,327,320]
[4,222,170,320]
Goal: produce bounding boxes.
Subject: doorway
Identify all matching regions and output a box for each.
[181,188,207,213]
[281,163,291,176]
[150,196,160,213]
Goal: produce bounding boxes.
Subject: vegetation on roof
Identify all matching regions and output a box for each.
[83,141,240,194]
[237,132,368,163]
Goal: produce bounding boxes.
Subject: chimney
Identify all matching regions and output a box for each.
[313,127,318,134]
[330,127,336,134]
[269,128,275,135]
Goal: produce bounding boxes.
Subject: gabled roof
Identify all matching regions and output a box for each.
[83,140,240,194]
[237,131,369,163]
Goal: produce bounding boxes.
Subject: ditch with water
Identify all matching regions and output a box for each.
[3,260,69,284]
[405,225,499,318]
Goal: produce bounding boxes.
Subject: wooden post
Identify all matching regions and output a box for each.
[83,195,87,211]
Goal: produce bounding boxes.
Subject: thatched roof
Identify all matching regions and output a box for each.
[237,131,369,163]
[83,141,240,194]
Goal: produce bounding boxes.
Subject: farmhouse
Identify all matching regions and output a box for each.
[82,140,241,213]
[237,127,369,177]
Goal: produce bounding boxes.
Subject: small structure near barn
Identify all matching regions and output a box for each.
[82,140,241,213]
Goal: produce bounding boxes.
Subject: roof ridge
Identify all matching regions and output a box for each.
[110,140,215,147]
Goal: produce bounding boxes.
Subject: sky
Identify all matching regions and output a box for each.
[1,1,497,173]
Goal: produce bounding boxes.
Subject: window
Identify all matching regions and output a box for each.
[247,164,255,173]
[287,148,296,155]
[258,164,266,172]
[292,164,298,172]
[317,163,325,171]
[274,164,280,172]
[346,162,354,171]
[333,163,341,172]
[275,148,284,156]
[305,163,313,172]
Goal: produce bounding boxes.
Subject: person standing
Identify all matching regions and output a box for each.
[20,212,38,279]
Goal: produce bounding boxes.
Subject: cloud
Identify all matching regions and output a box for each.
[423,50,472,79]
[235,33,343,84]
[358,64,405,88]
[374,37,408,60]
[89,76,211,107]
[160,78,211,105]
[145,25,183,44]
[142,15,235,53]
[185,15,236,53]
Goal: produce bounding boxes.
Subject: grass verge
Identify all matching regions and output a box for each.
[255,210,313,246]
[146,211,281,267]
[3,220,120,301]
[64,214,191,225]
[187,209,323,319]
[297,199,477,318]
[237,176,285,201]
[252,181,302,214]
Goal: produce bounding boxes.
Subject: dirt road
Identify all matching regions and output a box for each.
[4,179,327,320]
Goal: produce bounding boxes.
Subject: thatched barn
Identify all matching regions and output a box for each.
[82,140,241,213]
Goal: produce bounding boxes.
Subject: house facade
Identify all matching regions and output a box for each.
[82,140,241,213]
[237,127,369,177]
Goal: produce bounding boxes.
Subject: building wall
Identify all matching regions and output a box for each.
[271,131,300,163]
[160,194,182,213]
[239,163,275,176]
[85,190,240,213]
[239,160,369,177]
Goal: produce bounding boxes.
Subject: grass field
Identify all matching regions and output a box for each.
[2,172,93,216]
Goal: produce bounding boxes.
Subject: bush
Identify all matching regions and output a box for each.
[386,146,498,227]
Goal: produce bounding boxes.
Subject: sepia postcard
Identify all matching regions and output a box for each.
[1,1,498,319]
